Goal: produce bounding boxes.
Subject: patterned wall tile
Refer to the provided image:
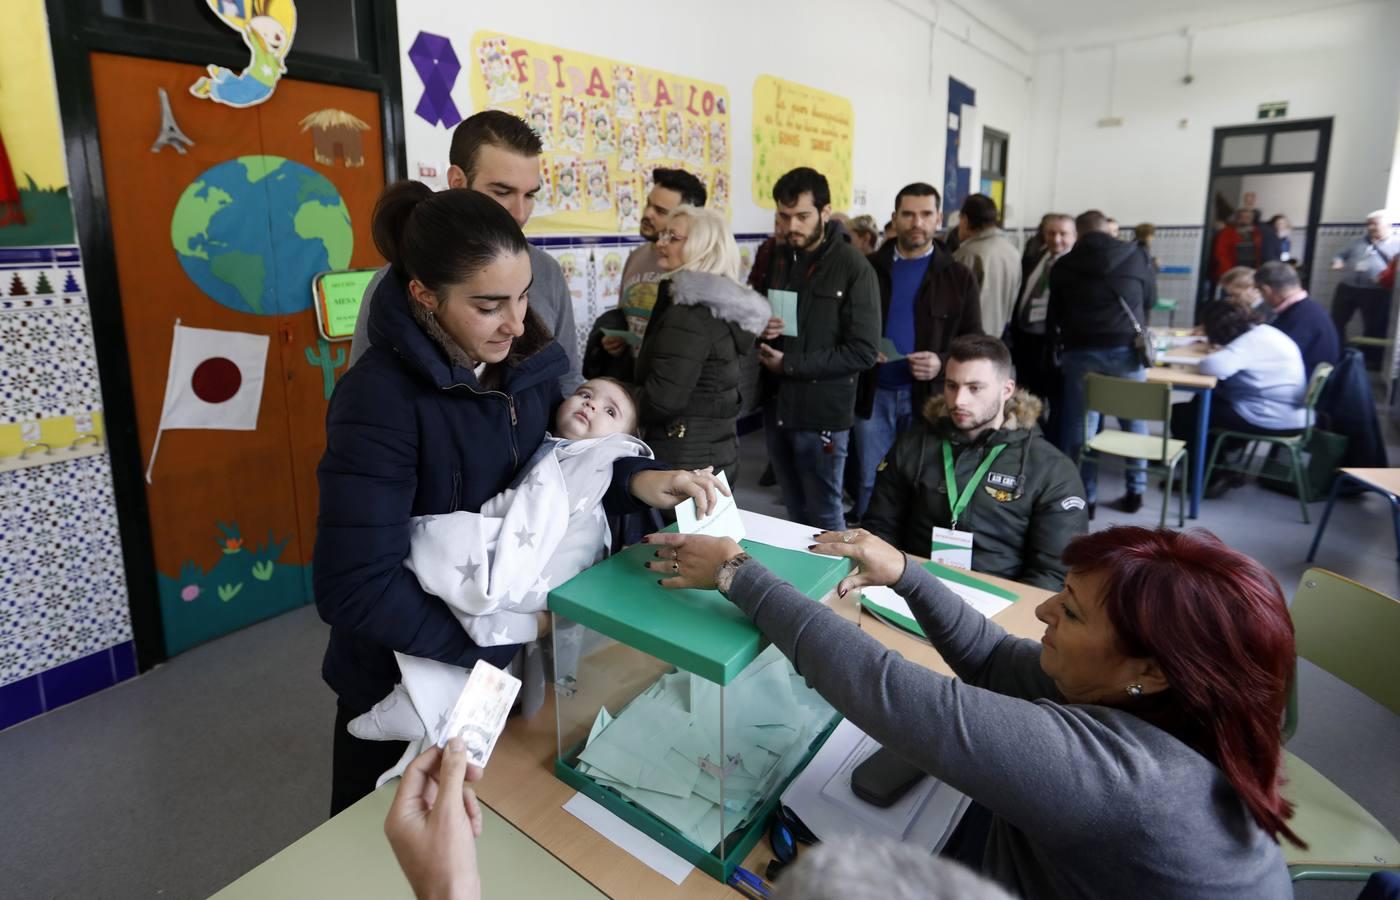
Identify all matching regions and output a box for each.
[0,246,131,693]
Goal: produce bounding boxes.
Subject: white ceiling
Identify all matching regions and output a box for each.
[984,0,1368,47]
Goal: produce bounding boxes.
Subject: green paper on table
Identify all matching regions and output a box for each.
[599,328,642,347]
[767,289,799,336]
[879,337,906,362]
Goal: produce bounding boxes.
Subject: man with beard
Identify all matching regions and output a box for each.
[849,181,981,523]
[863,335,1086,590]
[756,167,880,531]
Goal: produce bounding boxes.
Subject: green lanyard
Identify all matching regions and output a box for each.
[942,441,1007,530]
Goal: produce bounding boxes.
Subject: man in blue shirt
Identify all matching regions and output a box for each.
[852,183,981,522]
[1255,261,1340,377]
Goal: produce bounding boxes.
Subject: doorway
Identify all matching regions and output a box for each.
[1198,118,1332,312]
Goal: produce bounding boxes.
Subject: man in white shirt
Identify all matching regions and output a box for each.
[1330,210,1399,368]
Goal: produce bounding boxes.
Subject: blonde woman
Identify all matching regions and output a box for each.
[635,205,770,479]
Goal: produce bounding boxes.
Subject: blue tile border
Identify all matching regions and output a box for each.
[0,639,137,731]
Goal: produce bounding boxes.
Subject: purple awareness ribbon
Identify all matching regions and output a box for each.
[408,31,463,129]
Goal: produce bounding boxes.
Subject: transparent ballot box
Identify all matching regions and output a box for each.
[549,539,850,881]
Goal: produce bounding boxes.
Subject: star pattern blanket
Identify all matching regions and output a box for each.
[347,433,652,785]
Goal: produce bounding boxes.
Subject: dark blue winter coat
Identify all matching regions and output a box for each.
[314,267,660,713]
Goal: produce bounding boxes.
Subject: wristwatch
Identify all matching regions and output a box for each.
[714,552,753,597]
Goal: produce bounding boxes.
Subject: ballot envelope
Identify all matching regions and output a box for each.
[548,538,850,881]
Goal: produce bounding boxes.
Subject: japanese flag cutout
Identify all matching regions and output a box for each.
[145,319,270,482]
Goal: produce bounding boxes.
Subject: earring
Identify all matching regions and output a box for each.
[1126,683,1144,698]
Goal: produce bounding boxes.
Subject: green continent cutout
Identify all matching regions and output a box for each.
[293,200,354,269]
[210,250,267,314]
[296,171,341,205]
[170,183,234,260]
[241,155,287,184]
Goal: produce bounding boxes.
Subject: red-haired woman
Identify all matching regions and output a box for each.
[645,526,1296,898]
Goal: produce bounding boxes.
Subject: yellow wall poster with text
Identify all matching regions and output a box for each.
[470,32,732,234]
[751,75,854,211]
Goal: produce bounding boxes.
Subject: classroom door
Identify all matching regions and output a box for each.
[90,52,384,654]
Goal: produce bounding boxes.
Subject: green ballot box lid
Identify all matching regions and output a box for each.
[549,538,851,685]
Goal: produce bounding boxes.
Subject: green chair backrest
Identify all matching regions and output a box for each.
[1083,373,1172,425]
[1298,362,1333,441]
[1291,568,1400,717]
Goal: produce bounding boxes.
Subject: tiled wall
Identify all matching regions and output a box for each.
[0,246,134,731]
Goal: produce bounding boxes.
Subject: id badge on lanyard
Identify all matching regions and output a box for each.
[932,442,1006,569]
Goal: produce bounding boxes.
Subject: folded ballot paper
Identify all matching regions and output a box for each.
[572,645,836,852]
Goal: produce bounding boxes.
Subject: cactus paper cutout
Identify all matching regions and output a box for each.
[304,338,346,399]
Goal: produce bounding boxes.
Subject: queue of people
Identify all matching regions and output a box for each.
[315,108,1391,900]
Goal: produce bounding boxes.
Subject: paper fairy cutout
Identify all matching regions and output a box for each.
[685,120,706,167]
[478,37,520,105]
[590,104,616,156]
[640,110,665,160]
[525,92,554,152]
[553,160,582,212]
[711,172,730,211]
[557,98,585,154]
[615,182,640,232]
[664,111,684,159]
[533,163,555,217]
[617,122,640,173]
[709,119,728,165]
[190,0,297,109]
[612,66,638,120]
[583,160,611,212]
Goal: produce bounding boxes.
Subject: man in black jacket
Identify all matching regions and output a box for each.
[758,167,881,530]
[1047,209,1157,514]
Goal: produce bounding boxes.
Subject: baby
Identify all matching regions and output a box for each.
[349,379,648,780]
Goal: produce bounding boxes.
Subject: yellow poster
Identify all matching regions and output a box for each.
[751,75,854,211]
[469,32,731,234]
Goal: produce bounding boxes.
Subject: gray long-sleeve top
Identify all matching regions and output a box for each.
[726,558,1291,900]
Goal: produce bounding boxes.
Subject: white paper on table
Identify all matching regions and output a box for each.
[675,471,745,540]
[1158,351,1205,366]
[562,793,695,885]
[862,577,1012,623]
[819,729,938,839]
[781,720,969,850]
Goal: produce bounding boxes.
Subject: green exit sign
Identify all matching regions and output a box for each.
[1258,102,1288,120]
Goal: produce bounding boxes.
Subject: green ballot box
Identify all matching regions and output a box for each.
[549,539,850,881]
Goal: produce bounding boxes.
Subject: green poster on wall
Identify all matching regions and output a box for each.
[314,268,377,341]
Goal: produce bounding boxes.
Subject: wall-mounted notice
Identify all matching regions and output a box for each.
[751,75,854,210]
[468,31,732,234]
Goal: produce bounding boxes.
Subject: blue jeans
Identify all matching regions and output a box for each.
[851,386,913,519]
[764,406,849,532]
[1058,347,1148,501]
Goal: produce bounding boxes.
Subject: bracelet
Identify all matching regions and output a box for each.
[714,552,752,597]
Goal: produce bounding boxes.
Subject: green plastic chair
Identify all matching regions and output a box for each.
[1203,362,1334,524]
[1281,569,1400,882]
[1153,297,1179,328]
[1077,373,1187,527]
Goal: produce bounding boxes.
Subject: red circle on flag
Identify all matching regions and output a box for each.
[191,357,242,403]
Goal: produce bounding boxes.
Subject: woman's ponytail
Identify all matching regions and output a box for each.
[371,180,434,275]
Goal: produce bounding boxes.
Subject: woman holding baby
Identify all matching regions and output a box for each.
[314,181,726,814]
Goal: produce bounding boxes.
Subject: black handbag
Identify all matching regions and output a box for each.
[1118,296,1157,368]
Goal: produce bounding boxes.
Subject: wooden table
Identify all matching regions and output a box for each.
[218,563,1050,899]
[1307,468,1400,562]
[1146,359,1219,519]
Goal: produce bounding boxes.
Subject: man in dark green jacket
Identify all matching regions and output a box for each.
[757,167,881,531]
[864,335,1087,590]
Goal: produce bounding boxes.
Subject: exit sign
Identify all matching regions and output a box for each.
[1258,101,1288,120]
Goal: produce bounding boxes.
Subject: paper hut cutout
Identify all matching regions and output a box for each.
[190,0,297,109]
[299,109,370,167]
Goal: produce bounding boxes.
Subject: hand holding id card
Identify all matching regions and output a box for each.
[436,661,521,768]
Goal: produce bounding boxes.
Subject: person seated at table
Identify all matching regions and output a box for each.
[863,335,1087,590]
[1171,299,1307,498]
[1219,265,1262,310]
[644,525,1297,899]
[1254,261,1340,376]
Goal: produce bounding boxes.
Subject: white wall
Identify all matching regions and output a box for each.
[396,0,1037,233]
[1023,0,1400,226]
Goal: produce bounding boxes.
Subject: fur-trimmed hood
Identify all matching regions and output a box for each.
[923,388,1044,435]
[666,269,771,336]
